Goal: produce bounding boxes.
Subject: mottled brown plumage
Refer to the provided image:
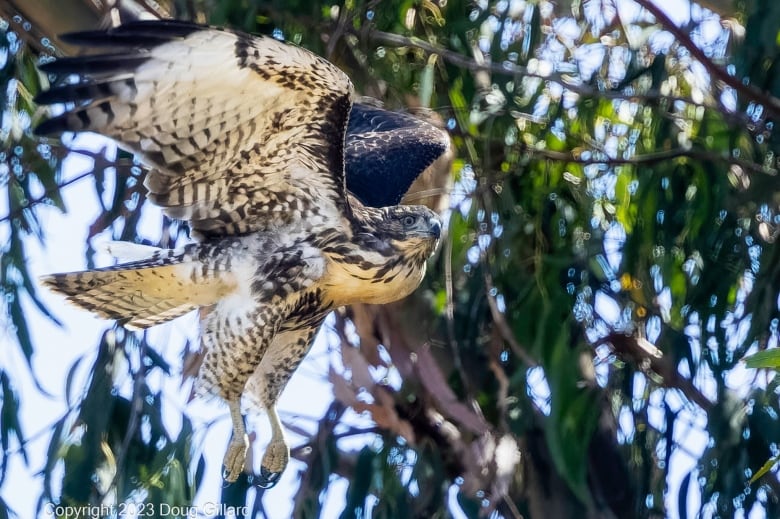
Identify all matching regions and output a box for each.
[36,20,447,486]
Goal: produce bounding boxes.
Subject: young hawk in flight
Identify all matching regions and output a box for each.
[35,20,448,487]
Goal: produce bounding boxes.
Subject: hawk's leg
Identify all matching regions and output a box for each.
[199,297,287,484]
[257,404,288,488]
[245,326,319,488]
[223,400,249,482]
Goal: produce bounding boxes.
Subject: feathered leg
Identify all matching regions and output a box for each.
[198,249,318,484]
[198,298,286,483]
[244,326,319,487]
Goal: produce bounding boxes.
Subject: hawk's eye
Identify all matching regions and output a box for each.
[402,215,417,227]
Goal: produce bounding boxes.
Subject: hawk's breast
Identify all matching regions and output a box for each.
[320,251,427,307]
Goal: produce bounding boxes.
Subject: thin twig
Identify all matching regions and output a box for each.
[527,146,776,177]
[443,234,473,398]
[601,332,714,411]
[476,161,538,369]
[0,147,136,224]
[487,355,511,428]
[483,270,538,368]
[362,29,527,77]
[501,494,525,519]
[0,170,89,223]
[289,426,380,458]
[358,27,755,123]
[104,335,148,500]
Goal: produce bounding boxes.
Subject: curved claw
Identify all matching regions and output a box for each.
[222,471,247,487]
[254,466,283,488]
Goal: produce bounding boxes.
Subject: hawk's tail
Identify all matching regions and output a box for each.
[41,243,229,330]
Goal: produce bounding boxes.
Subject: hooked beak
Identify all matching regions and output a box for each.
[429,217,442,239]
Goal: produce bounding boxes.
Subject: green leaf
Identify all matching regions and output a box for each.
[0,372,27,483]
[64,356,85,407]
[744,350,780,370]
[42,416,67,503]
[340,447,375,518]
[542,314,600,505]
[419,59,435,108]
[750,455,780,484]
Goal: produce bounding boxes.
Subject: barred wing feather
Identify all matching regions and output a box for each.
[35,20,354,237]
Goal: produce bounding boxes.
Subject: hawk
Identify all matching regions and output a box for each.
[35,20,448,487]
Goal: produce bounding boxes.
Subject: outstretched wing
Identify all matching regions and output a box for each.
[35,20,354,237]
[345,103,450,207]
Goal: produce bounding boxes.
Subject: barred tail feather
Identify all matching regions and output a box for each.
[41,252,232,330]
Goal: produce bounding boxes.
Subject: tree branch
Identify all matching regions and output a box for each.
[603,332,714,411]
[0,148,136,224]
[484,270,538,368]
[526,146,777,177]
[364,25,669,109]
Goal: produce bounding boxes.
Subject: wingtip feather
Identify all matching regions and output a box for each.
[59,19,205,47]
[38,272,77,297]
[38,274,57,290]
[38,54,151,76]
[33,115,73,136]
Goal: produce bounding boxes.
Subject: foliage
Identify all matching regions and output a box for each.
[0,20,61,519]
[2,0,780,518]
[1,19,63,374]
[43,330,202,508]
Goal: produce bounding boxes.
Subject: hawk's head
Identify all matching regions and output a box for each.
[328,203,442,305]
[376,205,442,263]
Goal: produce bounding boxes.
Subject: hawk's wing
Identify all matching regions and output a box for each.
[345,103,450,207]
[35,20,354,237]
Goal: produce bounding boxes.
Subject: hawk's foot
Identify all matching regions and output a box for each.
[256,439,289,488]
[222,434,249,483]
[223,400,248,483]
